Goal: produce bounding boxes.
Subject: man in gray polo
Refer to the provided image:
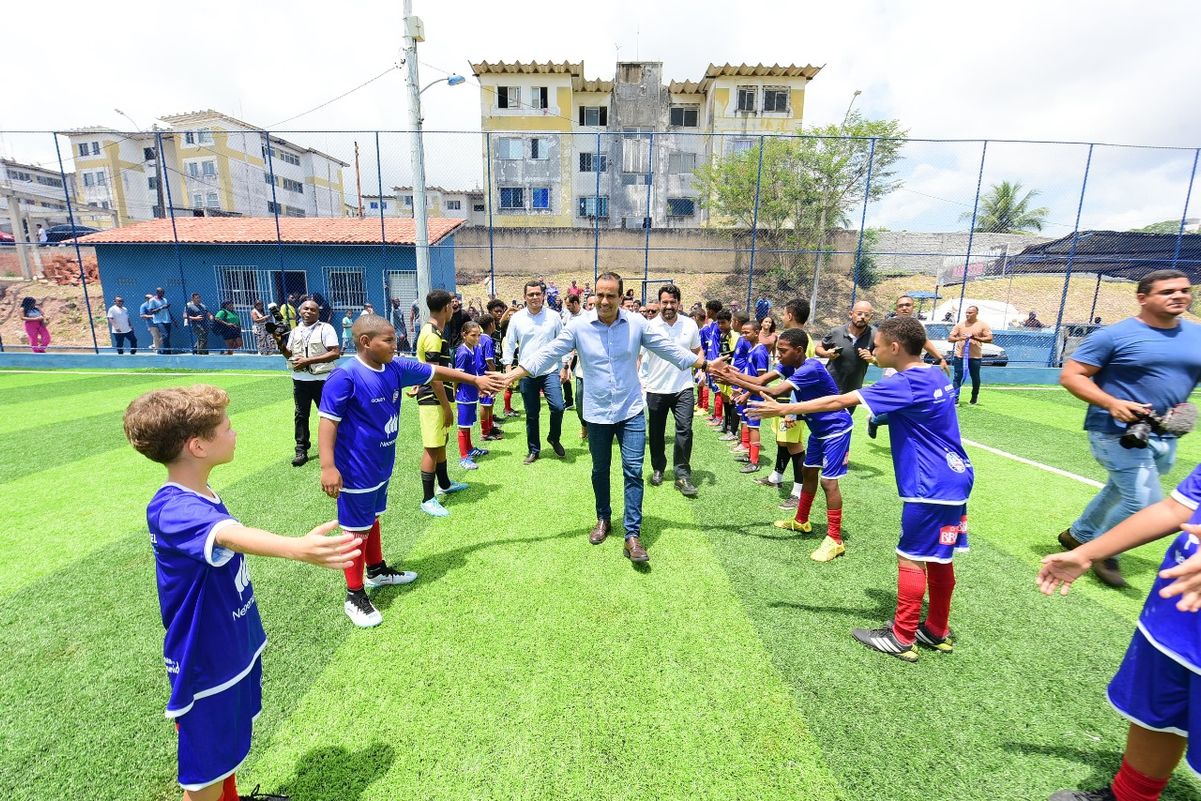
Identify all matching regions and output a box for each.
[817,301,876,399]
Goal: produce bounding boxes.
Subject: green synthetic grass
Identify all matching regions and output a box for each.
[1,369,1199,801]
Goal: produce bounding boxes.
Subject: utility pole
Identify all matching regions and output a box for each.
[354,141,364,217]
[402,0,432,305]
[153,132,167,218]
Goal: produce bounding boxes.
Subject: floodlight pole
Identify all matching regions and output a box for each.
[403,0,431,311]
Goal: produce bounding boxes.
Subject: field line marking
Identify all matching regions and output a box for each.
[962,437,1104,489]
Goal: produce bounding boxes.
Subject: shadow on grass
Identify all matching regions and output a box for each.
[1001,742,1124,799]
[768,587,896,623]
[278,742,396,801]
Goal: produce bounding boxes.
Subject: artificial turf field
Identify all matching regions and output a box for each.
[3,368,1201,801]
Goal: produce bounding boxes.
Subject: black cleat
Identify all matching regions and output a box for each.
[649,470,664,486]
[290,450,308,467]
[852,624,918,663]
[676,475,698,498]
[866,420,878,440]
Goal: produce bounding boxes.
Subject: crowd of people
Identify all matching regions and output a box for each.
[119,268,1201,801]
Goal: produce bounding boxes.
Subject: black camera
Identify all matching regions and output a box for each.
[264,302,289,336]
[1120,403,1198,449]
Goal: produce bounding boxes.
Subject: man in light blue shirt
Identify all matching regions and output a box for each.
[1057,269,1201,588]
[508,272,719,564]
[503,281,566,463]
[148,286,173,354]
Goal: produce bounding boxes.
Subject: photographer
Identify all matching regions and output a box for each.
[817,301,876,400]
[1057,269,1201,587]
[275,299,341,467]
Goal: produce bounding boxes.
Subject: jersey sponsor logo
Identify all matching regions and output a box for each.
[164,657,181,675]
[939,525,960,545]
[371,396,387,403]
[234,558,251,597]
[933,388,944,399]
[232,595,257,620]
[946,452,967,473]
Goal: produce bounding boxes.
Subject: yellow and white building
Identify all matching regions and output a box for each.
[470,61,821,229]
[64,110,347,228]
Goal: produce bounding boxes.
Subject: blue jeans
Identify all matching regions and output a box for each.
[154,322,172,354]
[952,356,981,402]
[519,372,565,455]
[587,412,646,537]
[1072,431,1178,546]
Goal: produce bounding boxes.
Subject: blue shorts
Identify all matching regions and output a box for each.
[337,480,389,532]
[804,429,852,479]
[1108,628,1201,777]
[177,657,263,791]
[480,393,493,408]
[736,402,748,424]
[457,401,477,428]
[897,502,969,563]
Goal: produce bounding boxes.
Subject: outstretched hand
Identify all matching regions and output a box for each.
[1157,524,1201,611]
[1036,550,1093,597]
[478,371,509,395]
[296,521,362,570]
[747,395,785,420]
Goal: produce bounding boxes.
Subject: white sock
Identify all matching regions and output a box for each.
[767,471,782,483]
[791,483,802,497]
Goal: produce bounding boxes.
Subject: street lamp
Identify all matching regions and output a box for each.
[841,89,862,127]
[403,2,464,319]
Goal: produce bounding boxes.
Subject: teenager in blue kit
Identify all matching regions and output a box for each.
[123,385,360,801]
[454,320,488,469]
[477,313,502,441]
[749,316,972,662]
[1040,463,1201,801]
[318,314,505,628]
[736,321,772,474]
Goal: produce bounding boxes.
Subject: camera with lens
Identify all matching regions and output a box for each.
[825,345,844,359]
[1120,402,1198,449]
[264,302,290,336]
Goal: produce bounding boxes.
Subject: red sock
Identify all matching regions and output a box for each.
[750,441,760,464]
[483,413,493,435]
[924,561,955,638]
[220,774,238,801]
[795,490,816,523]
[826,508,843,544]
[504,388,513,413]
[893,564,926,645]
[1112,757,1169,801]
[343,542,365,592]
[714,393,724,419]
[458,429,471,459]
[365,520,383,566]
[741,425,750,448]
[699,384,708,409]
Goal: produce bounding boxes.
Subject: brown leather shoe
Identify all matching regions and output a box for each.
[1057,528,1082,551]
[624,536,649,563]
[1092,557,1127,588]
[589,519,611,545]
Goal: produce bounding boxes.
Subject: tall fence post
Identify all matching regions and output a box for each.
[374,132,389,315]
[52,133,99,353]
[485,133,496,297]
[264,131,285,276]
[746,135,766,311]
[593,131,602,286]
[1088,272,1102,322]
[1049,143,1095,367]
[1173,148,1200,269]
[849,137,877,307]
[957,141,989,326]
[642,131,655,304]
[156,132,189,353]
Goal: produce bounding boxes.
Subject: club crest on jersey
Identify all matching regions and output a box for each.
[393,390,400,403]
[946,452,967,473]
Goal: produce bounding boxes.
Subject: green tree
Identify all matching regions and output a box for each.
[1131,219,1192,234]
[965,181,1050,233]
[694,113,907,306]
[852,227,883,290]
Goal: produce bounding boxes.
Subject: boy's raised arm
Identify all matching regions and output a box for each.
[215,520,360,569]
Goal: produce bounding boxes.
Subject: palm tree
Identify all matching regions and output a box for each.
[963,181,1050,233]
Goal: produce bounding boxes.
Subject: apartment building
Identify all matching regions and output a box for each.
[64,110,348,227]
[0,158,74,227]
[348,188,486,227]
[470,61,821,229]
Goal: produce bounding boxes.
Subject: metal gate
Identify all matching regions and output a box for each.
[383,270,418,351]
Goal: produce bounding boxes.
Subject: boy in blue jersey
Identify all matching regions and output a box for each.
[749,317,972,661]
[454,321,488,469]
[478,314,502,441]
[318,314,504,627]
[698,299,723,420]
[736,321,772,473]
[713,310,735,434]
[729,313,752,455]
[1039,465,1201,801]
[722,328,853,562]
[123,385,360,801]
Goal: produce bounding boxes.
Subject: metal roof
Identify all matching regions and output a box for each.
[78,217,465,247]
[1005,230,1201,283]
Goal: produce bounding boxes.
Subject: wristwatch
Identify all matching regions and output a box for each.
[700,358,709,372]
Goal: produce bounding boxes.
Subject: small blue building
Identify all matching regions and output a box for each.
[80,216,462,349]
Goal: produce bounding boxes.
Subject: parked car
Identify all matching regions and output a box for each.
[43,224,100,243]
[0,231,13,245]
[924,339,1009,367]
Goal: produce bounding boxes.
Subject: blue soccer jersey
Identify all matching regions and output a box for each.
[1138,465,1201,671]
[856,365,973,504]
[318,355,434,489]
[701,321,720,360]
[731,336,751,374]
[479,335,496,369]
[745,343,771,401]
[147,484,266,719]
[786,358,854,438]
[455,343,483,404]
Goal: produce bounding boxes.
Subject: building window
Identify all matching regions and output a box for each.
[185,132,194,144]
[381,201,389,210]
[530,138,548,160]
[622,131,650,174]
[667,198,696,217]
[285,205,305,217]
[736,86,757,113]
[77,143,88,157]
[668,152,697,174]
[619,64,643,83]
[498,137,523,160]
[95,171,106,186]
[100,201,110,209]
[369,201,379,209]
[730,138,755,155]
[91,142,100,155]
[669,105,699,127]
[261,145,301,166]
[206,193,220,208]
[579,152,608,173]
[531,187,550,210]
[83,173,94,187]
[282,177,304,193]
[264,173,278,186]
[497,86,520,109]
[530,87,549,109]
[763,88,789,113]
[403,195,413,206]
[198,129,214,145]
[578,196,609,218]
[36,175,62,188]
[197,193,208,208]
[473,203,485,212]
[143,147,156,161]
[499,187,524,210]
[148,176,158,190]
[445,200,462,210]
[7,170,31,181]
[324,268,367,309]
[579,106,608,127]
[202,160,217,178]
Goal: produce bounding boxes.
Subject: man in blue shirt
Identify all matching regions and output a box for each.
[508,272,720,564]
[148,286,173,354]
[1057,269,1201,588]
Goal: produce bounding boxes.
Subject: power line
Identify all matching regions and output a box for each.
[267,65,401,128]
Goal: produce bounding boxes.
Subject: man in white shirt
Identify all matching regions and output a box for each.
[502,280,566,463]
[106,296,137,354]
[278,299,341,466]
[641,285,702,497]
[560,293,585,410]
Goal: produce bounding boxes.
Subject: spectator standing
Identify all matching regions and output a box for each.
[444,294,471,350]
[1056,269,1201,588]
[20,296,51,352]
[214,301,243,354]
[139,294,162,353]
[278,299,341,466]
[340,309,354,352]
[1023,310,1045,329]
[817,301,877,398]
[107,296,137,355]
[759,315,778,357]
[250,300,277,355]
[37,224,47,245]
[642,284,702,497]
[148,287,173,354]
[184,293,211,355]
[948,305,993,404]
[280,293,299,329]
[560,293,585,410]
[389,298,411,352]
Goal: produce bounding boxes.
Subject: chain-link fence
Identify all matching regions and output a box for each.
[1,128,1197,364]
